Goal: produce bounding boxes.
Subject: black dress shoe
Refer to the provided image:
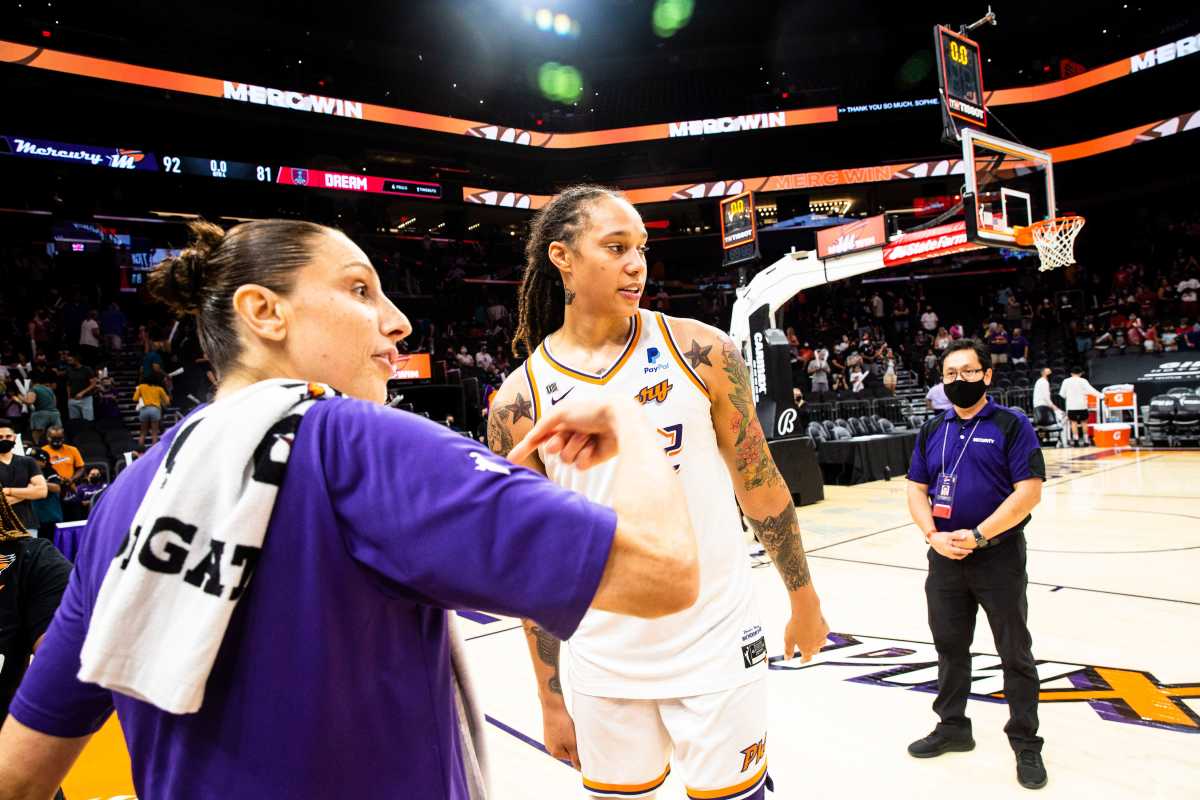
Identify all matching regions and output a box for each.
[1016,750,1048,789]
[907,731,975,758]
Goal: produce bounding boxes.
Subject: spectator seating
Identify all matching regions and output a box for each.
[83,461,111,483]
[1032,405,1064,447]
[1146,396,1179,446]
[859,416,882,435]
[847,418,867,437]
[807,422,828,443]
[821,420,838,440]
[831,425,852,440]
[878,418,896,433]
[1175,395,1200,444]
[1167,387,1194,398]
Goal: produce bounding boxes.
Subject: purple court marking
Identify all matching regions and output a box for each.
[485,714,548,754]
[486,714,574,767]
[457,610,501,625]
[1069,448,1135,461]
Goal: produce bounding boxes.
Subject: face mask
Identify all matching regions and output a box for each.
[49,437,65,448]
[89,475,102,484]
[945,377,988,408]
[0,440,14,454]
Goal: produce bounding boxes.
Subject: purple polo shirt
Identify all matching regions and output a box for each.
[907,400,1046,545]
[12,397,616,799]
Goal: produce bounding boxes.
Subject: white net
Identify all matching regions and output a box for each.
[1031,215,1085,272]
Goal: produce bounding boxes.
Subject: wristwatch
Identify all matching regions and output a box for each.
[971,527,989,549]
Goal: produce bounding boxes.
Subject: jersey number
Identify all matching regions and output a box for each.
[657,424,683,470]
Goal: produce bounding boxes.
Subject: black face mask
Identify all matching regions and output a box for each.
[89,475,102,484]
[49,437,65,448]
[945,378,988,409]
[0,440,15,454]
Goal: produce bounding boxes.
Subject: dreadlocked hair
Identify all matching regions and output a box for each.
[512,184,622,358]
[0,484,30,541]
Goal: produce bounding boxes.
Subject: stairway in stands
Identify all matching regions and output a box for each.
[106,350,144,439]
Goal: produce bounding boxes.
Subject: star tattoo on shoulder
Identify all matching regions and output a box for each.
[684,340,713,369]
[504,392,534,424]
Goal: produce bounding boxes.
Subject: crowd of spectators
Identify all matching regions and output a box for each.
[2,203,1198,512]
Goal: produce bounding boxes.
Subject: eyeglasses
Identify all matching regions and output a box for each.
[943,367,985,382]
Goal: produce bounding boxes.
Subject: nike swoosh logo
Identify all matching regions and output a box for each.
[550,387,575,405]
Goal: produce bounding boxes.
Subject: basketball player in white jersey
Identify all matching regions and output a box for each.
[490,185,829,800]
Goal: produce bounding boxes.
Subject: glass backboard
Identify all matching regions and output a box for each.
[961,128,1055,249]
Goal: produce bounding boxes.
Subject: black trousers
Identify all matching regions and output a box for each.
[925,532,1043,753]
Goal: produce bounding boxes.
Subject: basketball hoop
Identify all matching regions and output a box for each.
[1014,215,1085,272]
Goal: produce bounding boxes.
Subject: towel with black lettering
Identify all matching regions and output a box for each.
[78,379,336,714]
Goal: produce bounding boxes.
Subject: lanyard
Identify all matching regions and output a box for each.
[940,417,982,478]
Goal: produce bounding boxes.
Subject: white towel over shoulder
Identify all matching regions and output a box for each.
[78,379,335,714]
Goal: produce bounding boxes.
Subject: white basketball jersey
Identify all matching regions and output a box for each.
[525,309,765,699]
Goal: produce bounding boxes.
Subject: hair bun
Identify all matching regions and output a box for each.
[147,220,226,316]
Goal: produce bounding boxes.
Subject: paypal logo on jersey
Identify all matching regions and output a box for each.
[644,346,670,374]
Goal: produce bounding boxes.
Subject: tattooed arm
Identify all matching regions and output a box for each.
[669,317,830,661]
[486,367,580,766]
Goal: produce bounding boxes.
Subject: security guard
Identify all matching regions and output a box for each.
[905,339,1048,790]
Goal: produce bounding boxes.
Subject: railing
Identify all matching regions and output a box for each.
[835,399,872,419]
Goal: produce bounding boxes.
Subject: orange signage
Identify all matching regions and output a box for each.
[816,214,887,259]
[465,108,1200,208]
[390,353,431,381]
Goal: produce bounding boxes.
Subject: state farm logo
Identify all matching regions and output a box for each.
[888,231,966,259]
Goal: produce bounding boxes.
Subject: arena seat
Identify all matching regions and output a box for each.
[848,417,867,437]
[83,461,111,482]
[861,416,882,435]
[806,422,828,443]
[1145,396,1178,446]
[877,418,896,433]
[1032,405,1063,447]
[821,420,838,439]
[831,425,852,441]
[1167,387,1194,398]
[1174,396,1200,444]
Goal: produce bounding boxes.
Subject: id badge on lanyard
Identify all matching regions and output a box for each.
[933,418,981,520]
[932,473,957,518]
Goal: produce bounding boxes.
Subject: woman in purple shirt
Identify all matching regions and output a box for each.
[0,219,699,799]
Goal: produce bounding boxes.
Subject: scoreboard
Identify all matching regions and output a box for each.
[719,192,757,250]
[719,191,759,268]
[160,155,272,182]
[934,25,987,139]
[0,135,443,201]
[159,155,443,199]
